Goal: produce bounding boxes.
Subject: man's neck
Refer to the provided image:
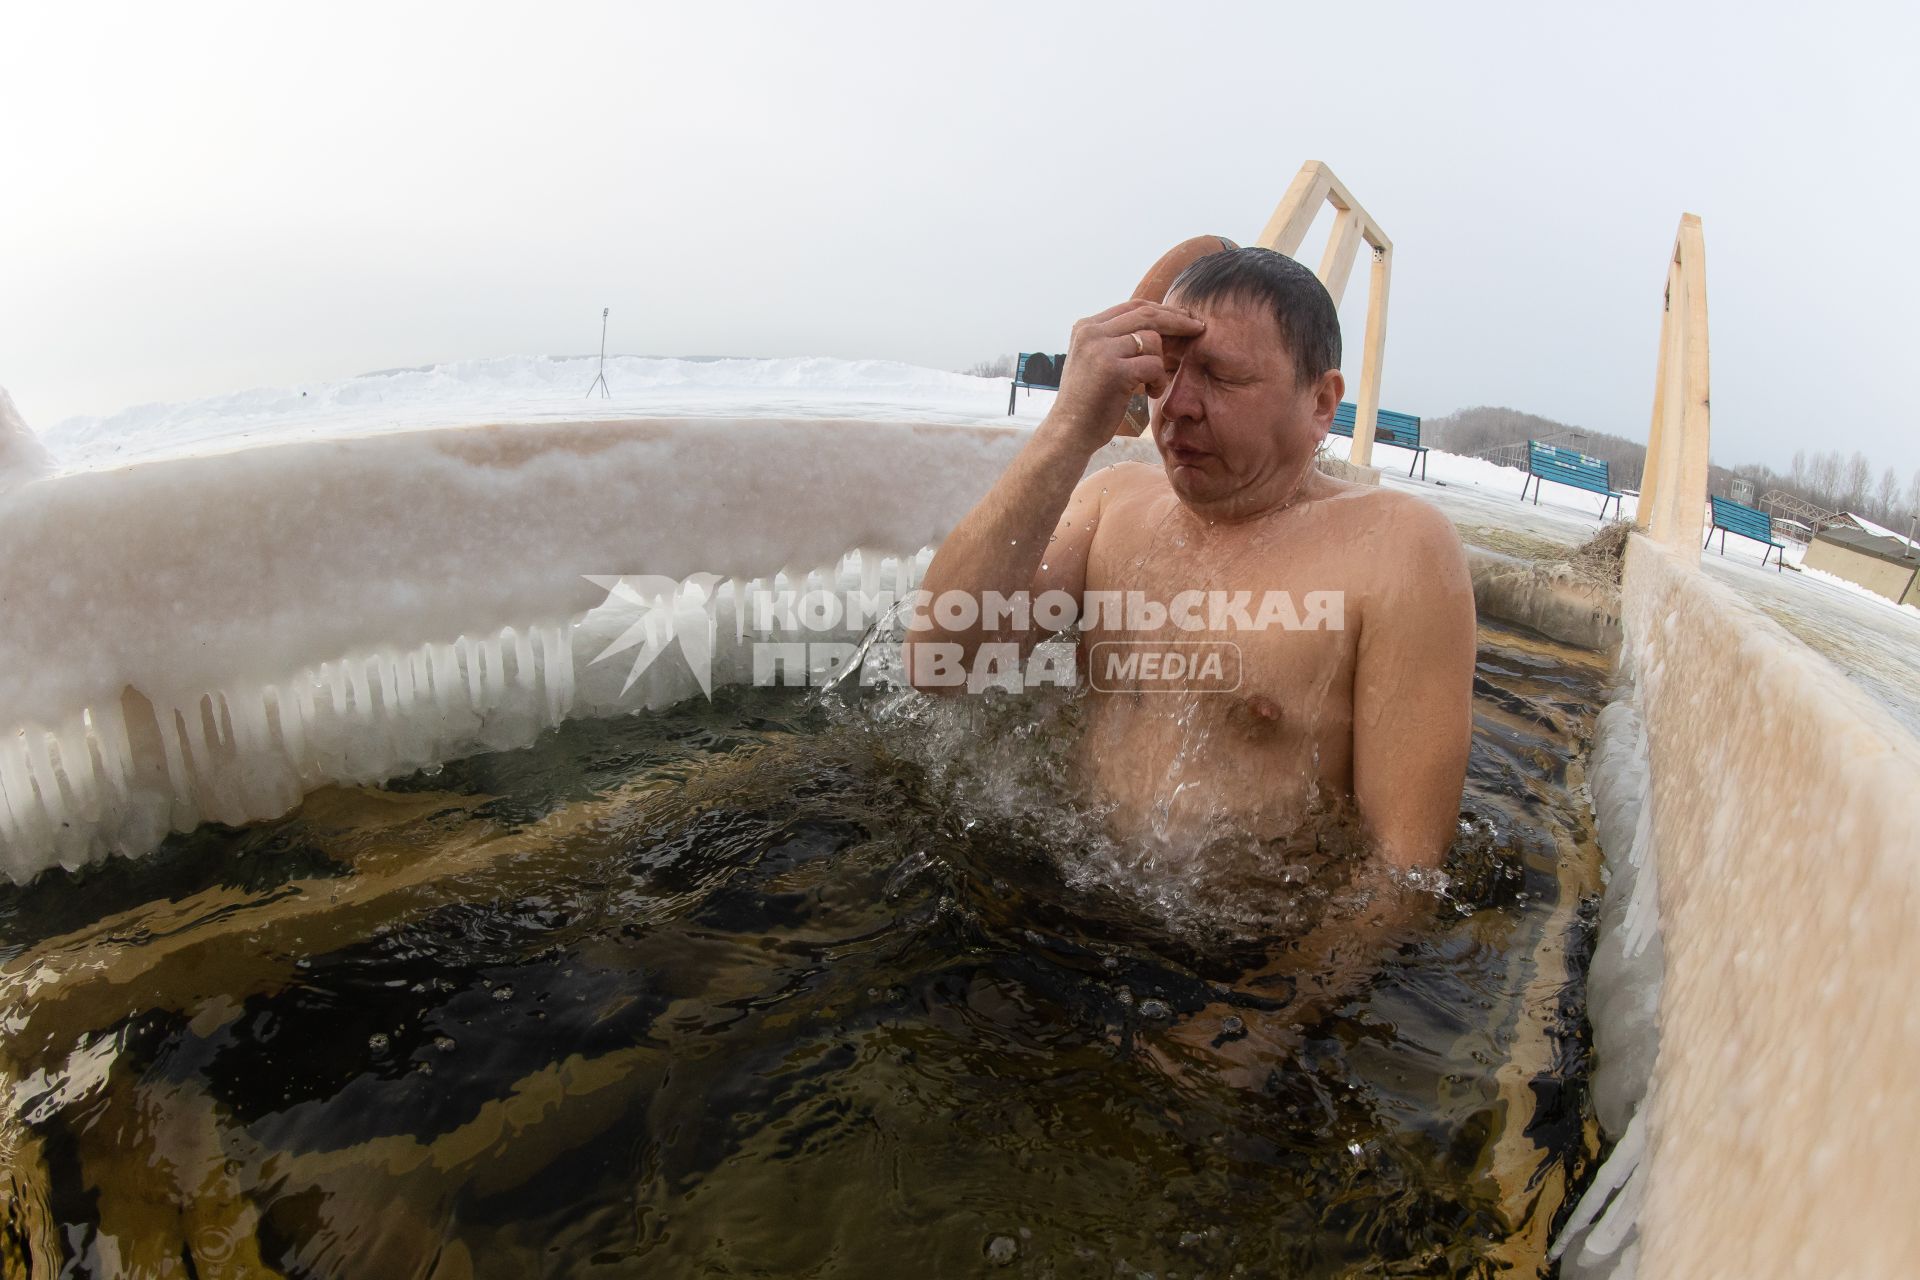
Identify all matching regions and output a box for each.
[1182,454,1325,525]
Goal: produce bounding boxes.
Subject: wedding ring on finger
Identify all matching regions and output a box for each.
[1131,331,1145,355]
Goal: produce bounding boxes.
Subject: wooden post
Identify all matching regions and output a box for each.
[1350,244,1392,469]
[1255,163,1331,257]
[1640,214,1711,563]
[1317,206,1365,307]
[1638,269,1676,531]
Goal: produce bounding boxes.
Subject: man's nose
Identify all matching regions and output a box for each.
[1159,359,1203,425]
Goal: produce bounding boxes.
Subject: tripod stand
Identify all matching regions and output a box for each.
[586,308,610,398]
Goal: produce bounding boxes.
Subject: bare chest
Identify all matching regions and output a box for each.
[1080,495,1363,713]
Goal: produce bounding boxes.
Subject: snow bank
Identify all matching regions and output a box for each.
[0,411,1156,883]
[1602,535,1920,1278]
[1553,693,1660,1278]
[0,387,52,493]
[1795,562,1920,620]
[41,356,1046,470]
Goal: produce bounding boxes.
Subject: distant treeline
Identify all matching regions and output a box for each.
[1424,406,1648,490]
[1429,405,1919,528]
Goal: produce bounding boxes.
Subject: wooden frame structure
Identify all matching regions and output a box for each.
[1636,214,1712,562]
[1256,161,1393,468]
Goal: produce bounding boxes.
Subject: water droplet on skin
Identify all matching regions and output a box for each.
[1041,563,1049,571]
[985,1236,1018,1266]
[367,1033,390,1054]
[1009,539,1018,546]
[434,1035,456,1053]
[492,985,514,1001]
[1138,998,1172,1020]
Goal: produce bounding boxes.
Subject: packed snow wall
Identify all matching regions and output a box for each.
[1591,535,1920,1277]
[0,417,1163,883]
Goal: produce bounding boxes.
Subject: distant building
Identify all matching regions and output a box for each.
[1773,516,1814,544]
[1803,514,1920,606]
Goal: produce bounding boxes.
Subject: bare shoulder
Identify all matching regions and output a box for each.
[1328,487,1469,594]
[1322,483,1459,539]
[1100,459,1164,493]
[1081,458,1167,511]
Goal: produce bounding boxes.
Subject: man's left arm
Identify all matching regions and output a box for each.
[1351,497,1477,870]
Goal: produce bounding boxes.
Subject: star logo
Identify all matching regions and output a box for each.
[582,574,723,698]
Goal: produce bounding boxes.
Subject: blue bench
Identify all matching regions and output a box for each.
[1331,401,1429,479]
[1707,495,1785,570]
[1522,440,1624,520]
[1006,351,1067,415]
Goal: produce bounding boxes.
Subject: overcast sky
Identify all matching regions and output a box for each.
[2,0,1914,474]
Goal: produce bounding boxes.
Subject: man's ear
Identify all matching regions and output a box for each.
[1304,368,1344,439]
[1316,368,1346,421]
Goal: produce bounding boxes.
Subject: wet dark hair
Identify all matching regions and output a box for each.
[1167,246,1342,386]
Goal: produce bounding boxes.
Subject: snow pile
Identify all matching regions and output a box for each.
[0,386,52,493]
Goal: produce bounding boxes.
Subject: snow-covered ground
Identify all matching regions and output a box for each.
[1319,432,1638,550]
[39,355,1048,470]
[21,353,1920,732]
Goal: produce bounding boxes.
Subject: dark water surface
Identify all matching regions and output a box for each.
[0,621,1609,1278]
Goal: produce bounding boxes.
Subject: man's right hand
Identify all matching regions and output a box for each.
[1046,300,1206,451]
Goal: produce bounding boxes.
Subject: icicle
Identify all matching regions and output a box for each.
[342,659,370,723]
[89,703,135,798]
[24,728,69,831]
[154,706,191,796]
[180,698,216,776]
[224,693,247,752]
[392,650,417,715]
[483,633,509,706]
[52,722,103,825]
[732,578,748,644]
[512,629,538,695]
[274,684,307,766]
[233,690,273,759]
[295,669,319,728]
[0,735,33,847]
[206,693,229,750]
[422,644,448,714]
[457,637,483,707]
[860,549,881,600]
[0,735,44,879]
[538,625,573,723]
[324,662,350,720]
[373,653,399,718]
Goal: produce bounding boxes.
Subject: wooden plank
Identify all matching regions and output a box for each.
[1349,246,1393,469]
[1254,162,1331,256]
[1317,206,1366,306]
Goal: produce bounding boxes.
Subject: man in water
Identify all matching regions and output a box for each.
[906,248,1475,872]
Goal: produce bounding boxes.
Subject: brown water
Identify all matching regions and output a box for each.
[0,620,1608,1278]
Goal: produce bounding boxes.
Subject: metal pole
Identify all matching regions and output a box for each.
[587,307,611,399]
